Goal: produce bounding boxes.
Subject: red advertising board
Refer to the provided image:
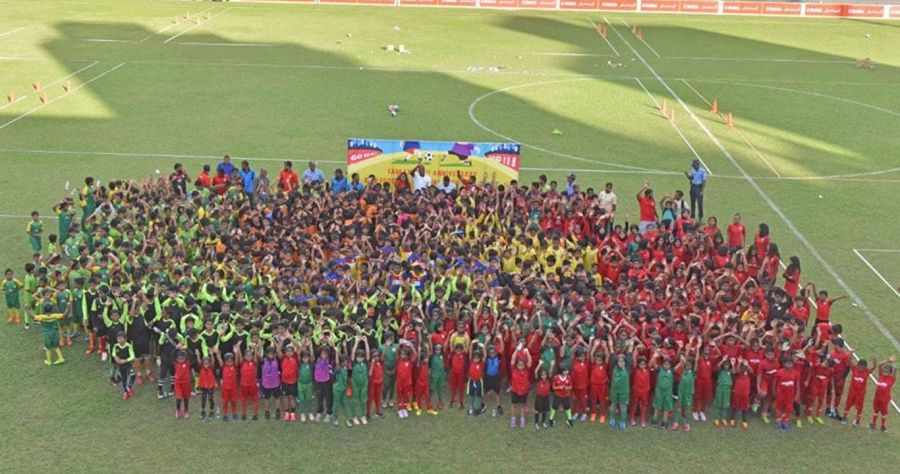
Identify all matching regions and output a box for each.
[480,0,518,7]
[722,1,762,14]
[804,3,842,16]
[399,0,437,4]
[560,0,598,9]
[844,4,885,17]
[761,2,801,15]
[641,0,680,12]
[435,0,476,6]
[891,5,900,18]
[597,0,638,11]
[679,1,719,14]
[518,0,557,8]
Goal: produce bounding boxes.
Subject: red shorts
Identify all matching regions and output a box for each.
[221,387,238,402]
[573,388,588,400]
[832,377,846,395]
[844,391,865,411]
[731,392,750,411]
[695,378,713,401]
[240,385,258,401]
[873,397,890,415]
[590,384,609,402]
[775,394,793,412]
[631,391,649,406]
[174,380,192,400]
[758,379,774,399]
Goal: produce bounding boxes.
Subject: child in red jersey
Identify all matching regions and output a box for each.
[509,347,532,429]
[173,350,192,420]
[395,340,417,419]
[731,358,752,429]
[198,356,217,421]
[827,338,852,419]
[842,356,875,427]
[220,353,239,421]
[448,343,468,408]
[774,356,801,431]
[467,342,486,416]
[414,350,435,416]
[237,343,260,421]
[630,356,651,427]
[693,346,714,422]
[278,344,299,421]
[589,347,609,423]
[534,368,551,429]
[550,365,574,428]
[870,356,895,432]
[367,349,385,419]
[807,356,834,424]
[756,347,779,424]
[571,348,590,422]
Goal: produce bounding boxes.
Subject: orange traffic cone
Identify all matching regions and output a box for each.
[661,99,668,114]
[32,81,41,92]
[631,24,637,34]
[637,28,644,40]
[39,93,48,105]
[63,80,71,92]
[7,91,14,104]
[711,99,718,114]
[669,108,676,122]
[726,112,734,127]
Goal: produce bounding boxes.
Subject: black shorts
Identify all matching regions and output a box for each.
[511,392,527,405]
[535,395,550,412]
[553,395,571,410]
[281,383,298,397]
[263,386,282,399]
[132,342,150,358]
[484,374,501,393]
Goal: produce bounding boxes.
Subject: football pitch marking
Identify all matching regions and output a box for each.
[0,61,98,110]
[680,79,781,178]
[0,62,124,131]
[620,19,661,58]
[852,249,900,300]
[585,18,620,57]
[605,16,900,353]
[667,56,855,65]
[172,42,277,47]
[633,77,711,174]
[163,7,231,44]
[0,27,26,39]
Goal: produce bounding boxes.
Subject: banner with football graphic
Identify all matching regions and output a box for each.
[346,138,521,185]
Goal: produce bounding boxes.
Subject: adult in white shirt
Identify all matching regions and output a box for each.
[598,181,617,233]
[435,176,456,194]
[412,165,432,192]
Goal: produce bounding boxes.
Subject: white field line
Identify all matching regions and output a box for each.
[0,27,26,39]
[0,61,99,110]
[163,7,230,44]
[853,249,900,253]
[0,63,125,132]
[512,51,612,58]
[605,16,900,353]
[174,42,276,47]
[634,77,711,174]
[853,249,900,299]
[0,214,58,220]
[620,19,660,58]
[467,78,671,173]
[586,18,620,57]
[666,56,855,65]
[82,38,133,43]
[138,6,216,43]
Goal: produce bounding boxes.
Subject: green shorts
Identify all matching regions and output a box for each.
[5,299,20,310]
[298,382,313,403]
[678,392,694,410]
[29,236,41,252]
[610,391,629,406]
[43,332,60,349]
[653,391,674,411]
[714,386,731,409]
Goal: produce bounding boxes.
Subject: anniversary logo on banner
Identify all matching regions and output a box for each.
[347,138,521,184]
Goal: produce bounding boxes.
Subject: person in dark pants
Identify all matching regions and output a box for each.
[684,159,708,222]
[314,346,334,422]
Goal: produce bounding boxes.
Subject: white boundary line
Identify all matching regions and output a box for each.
[0,63,125,132]
[854,249,900,253]
[634,77,711,175]
[620,19,660,58]
[467,77,673,173]
[0,61,99,110]
[586,18,620,57]
[174,42,276,47]
[0,27,26,39]
[163,7,231,44]
[82,38,133,43]
[853,249,900,299]
[666,56,854,65]
[605,16,900,353]
[0,214,58,220]
[138,6,217,43]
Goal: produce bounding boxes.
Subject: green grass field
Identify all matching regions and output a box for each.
[1,1,899,472]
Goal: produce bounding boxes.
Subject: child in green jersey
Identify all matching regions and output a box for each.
[350,337,371,425]
[651,354,675,429]
[672,354,698,432]
[714,357,735,427]
[297,349,315,422]
[22,263,37,330]
[26,211,42,253]
[430,343,447,410]
[3,269,23,324]
[33,303,65,365]
[332,351,352,427]
[610,353,632,432]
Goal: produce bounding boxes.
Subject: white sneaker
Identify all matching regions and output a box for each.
[580,413,588,422]
[692,412,699,421]
[101,352,108,362]
[699,412,707,422]
[353,417,361,425]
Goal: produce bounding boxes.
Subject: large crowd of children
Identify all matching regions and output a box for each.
[4,158,895,432]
